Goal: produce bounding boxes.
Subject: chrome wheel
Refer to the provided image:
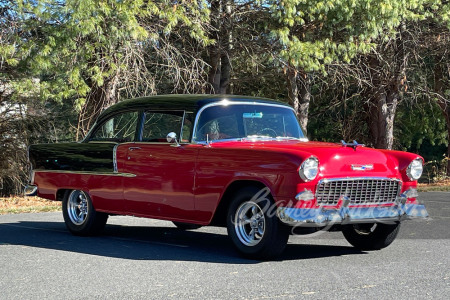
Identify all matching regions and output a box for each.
[234,201,266,246]
[67,190,88,225]
[227,186,290,259]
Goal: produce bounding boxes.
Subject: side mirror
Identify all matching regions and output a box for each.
[166,132,180,146]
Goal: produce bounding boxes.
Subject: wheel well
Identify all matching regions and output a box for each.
[56,189,70,201]
[210,180,268,227]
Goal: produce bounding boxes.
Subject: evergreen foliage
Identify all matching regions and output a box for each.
[0,0,449,195]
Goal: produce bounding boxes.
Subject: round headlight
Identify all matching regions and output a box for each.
[407,158,423,180]
[299,157,319,181]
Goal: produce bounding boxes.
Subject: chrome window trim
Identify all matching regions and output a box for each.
[33,170,136,177]
[194,137,307,145]
[82,121,97,142]
[315,177,403,206]
[192,101,306,143]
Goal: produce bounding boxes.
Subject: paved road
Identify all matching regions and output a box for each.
[0,192,448,299]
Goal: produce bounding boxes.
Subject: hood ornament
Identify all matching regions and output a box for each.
[341,140,365,151]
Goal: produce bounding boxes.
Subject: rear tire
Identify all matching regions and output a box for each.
[172,222,202,230]
[342,222,400,250]
[62,190,108,236]
[226,186,289,260]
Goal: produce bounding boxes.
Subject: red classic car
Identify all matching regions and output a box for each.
[26,95,428,259]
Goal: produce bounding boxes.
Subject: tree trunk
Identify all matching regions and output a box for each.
[286,66,311,135]
[445,111,450,176]
[366,29,407,150]
[76,76,118,140]
[207,0,222,94]
[436,99,450,176]
[370,89,399,149]
[219,0,232,94]
[207,0,233,94]
[434,62,450,176]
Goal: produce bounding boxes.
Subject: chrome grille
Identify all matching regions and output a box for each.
[316,178,401,206]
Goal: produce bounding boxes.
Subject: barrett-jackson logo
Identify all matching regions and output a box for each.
[351,164,374,171]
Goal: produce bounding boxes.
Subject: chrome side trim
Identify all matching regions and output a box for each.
[30,170,35,184]
[277,204,429,227]
[192,101,305,143]
[33,170,136,177]
[180,110,186,142]
[113,144,119,172]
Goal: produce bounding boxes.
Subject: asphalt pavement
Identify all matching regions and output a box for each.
[0,192,448,299]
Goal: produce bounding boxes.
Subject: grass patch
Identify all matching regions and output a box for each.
[417,179,450,192]
[0,196,61,215]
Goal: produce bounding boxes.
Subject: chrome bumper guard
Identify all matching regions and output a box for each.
[24,185,38,196]
[277,203,429,227]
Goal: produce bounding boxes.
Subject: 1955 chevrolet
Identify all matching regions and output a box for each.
[26,95,428,259]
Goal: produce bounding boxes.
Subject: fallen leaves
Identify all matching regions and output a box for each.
[0,196,61,215]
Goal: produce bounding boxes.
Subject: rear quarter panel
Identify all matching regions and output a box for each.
[29,142,124,212]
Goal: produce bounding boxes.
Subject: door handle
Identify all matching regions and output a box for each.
[128,147,141,151]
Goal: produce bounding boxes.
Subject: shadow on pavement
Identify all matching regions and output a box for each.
[0,220,366,263]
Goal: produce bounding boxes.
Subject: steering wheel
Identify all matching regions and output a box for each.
[257,128,277,138]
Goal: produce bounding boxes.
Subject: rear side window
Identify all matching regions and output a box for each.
[142,111,185,142]
[90,111,139,142]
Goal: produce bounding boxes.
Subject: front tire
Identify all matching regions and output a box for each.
[62,190,108,236]
[226,186,289,260]
[342,222,401,250]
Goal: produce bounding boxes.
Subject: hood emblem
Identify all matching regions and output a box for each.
[341,140,364,150]
[351,164,374,171]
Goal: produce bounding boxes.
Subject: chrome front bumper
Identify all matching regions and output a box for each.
[277,204,429,227]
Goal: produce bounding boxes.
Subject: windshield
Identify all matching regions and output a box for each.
[194,104,305,142]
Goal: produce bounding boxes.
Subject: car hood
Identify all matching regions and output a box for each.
[210,140,410,179]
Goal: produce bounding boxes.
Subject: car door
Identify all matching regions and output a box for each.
[122,111,200,221]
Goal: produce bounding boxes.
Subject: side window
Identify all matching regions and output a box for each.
[142,111,184,142]
[90,111,138,142]
[196,114,239,141]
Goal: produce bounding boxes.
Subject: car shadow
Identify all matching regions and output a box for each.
[0,220,366,263]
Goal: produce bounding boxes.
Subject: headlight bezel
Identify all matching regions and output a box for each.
[406,158,423,181]
[299,156,319,182]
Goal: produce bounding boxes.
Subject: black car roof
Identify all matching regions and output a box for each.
[98,94,289,122]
